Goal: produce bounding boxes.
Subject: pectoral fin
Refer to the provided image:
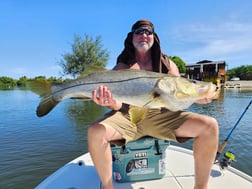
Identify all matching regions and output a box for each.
[128,91,160,125]
[129,106,148,125]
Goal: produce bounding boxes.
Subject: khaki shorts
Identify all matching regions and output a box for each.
[99,108,196,145]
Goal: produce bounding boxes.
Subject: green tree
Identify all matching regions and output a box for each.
[227,69,236,79]
[59,34,109,78]
[0,76,16,89]
[169,56,186,73]
[17,76,28,87]
[227,65,252,80]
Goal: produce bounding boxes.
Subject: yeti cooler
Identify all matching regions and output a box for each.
[111,136,170,182]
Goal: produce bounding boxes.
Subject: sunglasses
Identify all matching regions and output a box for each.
[133,28,153,35]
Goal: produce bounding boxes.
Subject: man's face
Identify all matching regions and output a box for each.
[132,27,154,53]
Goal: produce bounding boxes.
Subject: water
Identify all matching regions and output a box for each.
[0,89,251,189]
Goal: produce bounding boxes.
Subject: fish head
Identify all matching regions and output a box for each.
[159,76,217,99]
[191,79,218,98]
[155,77,194,98]
[152,76,218,111]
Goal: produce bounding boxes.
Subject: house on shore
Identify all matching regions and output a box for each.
[185,60,227,87]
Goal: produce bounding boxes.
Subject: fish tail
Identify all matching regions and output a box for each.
[36,93,59,117]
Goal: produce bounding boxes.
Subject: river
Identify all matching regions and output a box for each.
[0,89,251,188]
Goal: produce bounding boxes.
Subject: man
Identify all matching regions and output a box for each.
[88,19,219,189]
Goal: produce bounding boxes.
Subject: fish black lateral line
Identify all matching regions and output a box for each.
[36,70,218,118]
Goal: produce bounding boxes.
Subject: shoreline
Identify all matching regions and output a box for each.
[223,80,252,89]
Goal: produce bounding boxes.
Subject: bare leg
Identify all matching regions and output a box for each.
[88,123,123,189]
[174,115,219,189]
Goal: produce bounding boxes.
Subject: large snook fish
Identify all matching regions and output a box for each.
[36,69,218,117]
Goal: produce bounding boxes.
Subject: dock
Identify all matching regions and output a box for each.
[224,80,252,89]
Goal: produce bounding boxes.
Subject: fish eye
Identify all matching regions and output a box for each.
[190,80,197,84]
[153,91,160,98]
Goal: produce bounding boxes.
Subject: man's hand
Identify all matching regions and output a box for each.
[196,91,219,104]
[92,85,122,110]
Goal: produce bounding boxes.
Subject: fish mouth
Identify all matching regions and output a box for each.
[197,83,218,98]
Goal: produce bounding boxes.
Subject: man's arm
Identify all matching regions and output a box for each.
[113,62,130,70]
[168,59,180,76]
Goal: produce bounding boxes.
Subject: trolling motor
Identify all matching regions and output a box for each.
[219,151,236,169]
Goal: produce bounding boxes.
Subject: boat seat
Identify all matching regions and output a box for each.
[111,136,170,182]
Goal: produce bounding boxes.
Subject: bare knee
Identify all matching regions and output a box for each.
[88,123,107,143]
[212,117,219,131]
[175,115,219,138]
[205,116,219,136]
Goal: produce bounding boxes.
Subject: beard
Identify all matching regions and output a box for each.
[133,40,154,53]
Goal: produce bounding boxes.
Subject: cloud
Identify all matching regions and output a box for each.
[13,67,29,75]
[168,21,252,66]
[8,65,61,79]
[49,65,61,71]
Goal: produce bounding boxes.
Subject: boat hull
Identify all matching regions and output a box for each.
[35,145,252,189]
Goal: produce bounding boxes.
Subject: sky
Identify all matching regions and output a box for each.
[0,0,252,79]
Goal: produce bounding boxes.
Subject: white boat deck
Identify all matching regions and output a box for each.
[35,145,252,189]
